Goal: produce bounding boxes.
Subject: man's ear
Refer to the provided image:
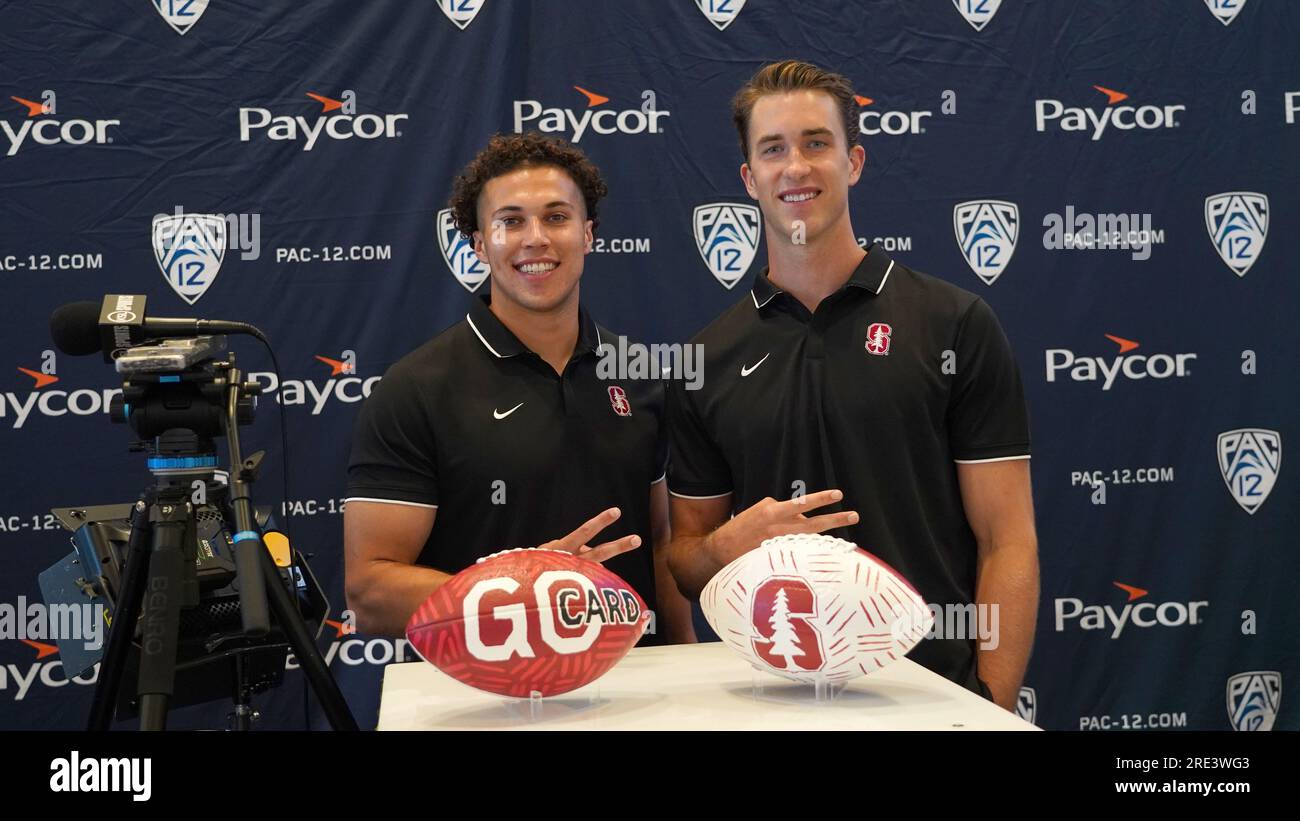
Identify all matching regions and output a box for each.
[584,220,594,253]
[847,144,866,187]
[740,162,758,200]
[473,229,489,265]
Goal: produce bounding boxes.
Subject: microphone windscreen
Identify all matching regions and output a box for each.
[50,301,104,356]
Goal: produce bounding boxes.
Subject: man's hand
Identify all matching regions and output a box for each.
[668,489,858,599]
[709,490,859,566]
[538,506,642,563]
[347,503,644,637]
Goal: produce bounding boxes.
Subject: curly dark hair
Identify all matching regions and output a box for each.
[448,132,609,237]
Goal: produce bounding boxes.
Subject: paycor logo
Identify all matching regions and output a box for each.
[1045,334,1195,390]
[2,91,120,157]
[239,91,408,152]
[1,354,120,429]
[1055,582,1207,639]
[856,94,934,135]
[288,617,417,670]
[1,641,99,702]
[247,352,379,415]
[1035,86,1184,140]
[513,86,670,142]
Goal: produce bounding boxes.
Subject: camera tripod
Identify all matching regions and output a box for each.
[84,354,358,730]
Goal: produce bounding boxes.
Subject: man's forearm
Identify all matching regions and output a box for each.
[667,533,725,600]
[975,542,1039,711]
[347,560,452,638]
[654,545,697,643]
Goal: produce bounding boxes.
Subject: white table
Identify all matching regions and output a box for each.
[377,642,1039,730]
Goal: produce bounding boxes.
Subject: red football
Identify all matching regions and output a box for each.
[405,548,650,697]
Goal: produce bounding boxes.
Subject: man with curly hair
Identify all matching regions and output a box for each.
[344,133,694,643]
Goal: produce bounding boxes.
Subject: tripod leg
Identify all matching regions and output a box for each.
[258,548,359,731]
[228,653,258,731]
[136,502,190,731]
[86,501,151,731]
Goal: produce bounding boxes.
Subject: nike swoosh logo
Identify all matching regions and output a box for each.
[493,402,524,420]
[740,353,770,377]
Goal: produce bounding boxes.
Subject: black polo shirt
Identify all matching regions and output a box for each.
[346,296,667,633]
[667,244,1030,692]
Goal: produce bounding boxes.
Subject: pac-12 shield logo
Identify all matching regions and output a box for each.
[695,0,747,31]
[437,209,489,293]
[694,202,761,290]
[952,0,1003,31]
[152,214,226,305]
[1017,687,1037,724]
[1227,671,1281,731]
[1218,428,1281,514]
[954,200,1018,285]
[750,577,825,673]
[436,0,485,30]
[865,322,892,356]
[152,0,210,35]
[1204,0,1248,26]
[1206,192,1268,277]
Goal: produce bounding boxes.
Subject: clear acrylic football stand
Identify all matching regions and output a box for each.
[498,686,602,723]
[749,670,847,703]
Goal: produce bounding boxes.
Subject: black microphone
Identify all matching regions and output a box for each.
[50,295,263,361]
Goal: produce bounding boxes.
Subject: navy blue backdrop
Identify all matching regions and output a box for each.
[0,0,1294,730]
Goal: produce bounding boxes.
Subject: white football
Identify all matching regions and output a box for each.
[701,533,934,683]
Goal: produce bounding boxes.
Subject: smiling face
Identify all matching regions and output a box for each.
[473,164,593,315]
[740,90,865,248]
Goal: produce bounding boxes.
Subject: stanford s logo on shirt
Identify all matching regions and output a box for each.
[608,386,632,416]
[865,322,893,356]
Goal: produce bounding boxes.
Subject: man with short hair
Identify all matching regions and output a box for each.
[667,61,1037,708]
[345,133,693,643]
